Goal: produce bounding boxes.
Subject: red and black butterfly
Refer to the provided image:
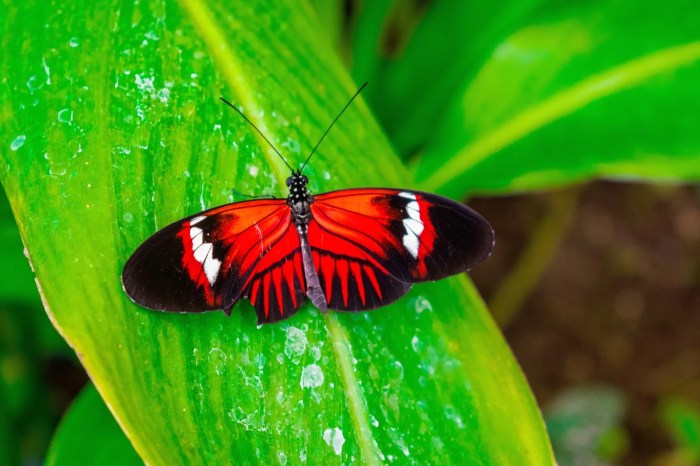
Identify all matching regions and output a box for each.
[122,83,494,324]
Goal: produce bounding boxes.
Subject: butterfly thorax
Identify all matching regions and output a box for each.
[286,172,314,232]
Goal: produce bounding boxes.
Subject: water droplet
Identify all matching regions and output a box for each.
[309,345,321,362]
[10,135,26,151]
[322,428,345,455]
[414,296,432,314]
[58,108,73,123]
[277,452,287,466]
[69,37,79,47]
[123,212,133,222]
[411,335,423,353]
[300,364,323,388]
[156,87,170,103]
[284,326,307,364]
[444,405,464,429]
[254,353,266,369]
[390,360,404,381]
[26,75,42,92]
[208,347,228,375]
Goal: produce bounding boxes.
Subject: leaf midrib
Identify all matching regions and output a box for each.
[176,0,380,463]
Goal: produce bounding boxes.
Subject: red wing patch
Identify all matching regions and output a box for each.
[243,222,306,324]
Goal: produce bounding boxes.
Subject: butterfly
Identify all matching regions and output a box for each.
[122,83,494,324]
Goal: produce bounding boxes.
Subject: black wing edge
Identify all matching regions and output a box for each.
[121,218,226,313]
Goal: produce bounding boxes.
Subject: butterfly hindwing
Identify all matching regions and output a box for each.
[311,247,412,311]
[243,224,306,324]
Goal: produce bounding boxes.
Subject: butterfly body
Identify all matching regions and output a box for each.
[285,171,327,313]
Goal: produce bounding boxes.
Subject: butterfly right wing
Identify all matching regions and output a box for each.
[122,199,294,314]
[308,188,493,311]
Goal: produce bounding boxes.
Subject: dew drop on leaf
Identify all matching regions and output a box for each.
[300,364,323,388]
[10,135,26,151]
[58,109,73,123]
[284,326,307,364]
[322,427,345,456]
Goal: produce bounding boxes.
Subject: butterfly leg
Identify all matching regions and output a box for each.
[299,231,327,312]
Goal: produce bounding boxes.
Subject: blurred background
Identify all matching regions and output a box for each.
[2,0,699,464]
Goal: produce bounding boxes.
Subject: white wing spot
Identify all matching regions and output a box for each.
[190,215,206,226]
[399,192,424,259]
[190,225,221,285]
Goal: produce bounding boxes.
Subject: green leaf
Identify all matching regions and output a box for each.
[0,0,553,464]
[354,0,545,157]
[660,397,700,461]
[46,384,142,466]
[408,0,700,197]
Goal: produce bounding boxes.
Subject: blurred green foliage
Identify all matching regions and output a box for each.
[0,190,74,464]
[544,385,628,466]
[660,398,700,465]
[1,0,699,464]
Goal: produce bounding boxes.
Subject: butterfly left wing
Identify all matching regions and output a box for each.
[122,199,296,314]
[308,188,494,311]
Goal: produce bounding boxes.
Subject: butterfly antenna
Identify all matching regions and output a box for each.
[219,97,294,172]
[299,81,368,172]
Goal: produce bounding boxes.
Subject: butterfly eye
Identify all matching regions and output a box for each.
[286,177,293,187]
[301,175,308,183]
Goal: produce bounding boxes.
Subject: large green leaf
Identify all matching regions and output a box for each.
[0,0,552,464]
[352,0,546,157]
[382,0,700,197]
